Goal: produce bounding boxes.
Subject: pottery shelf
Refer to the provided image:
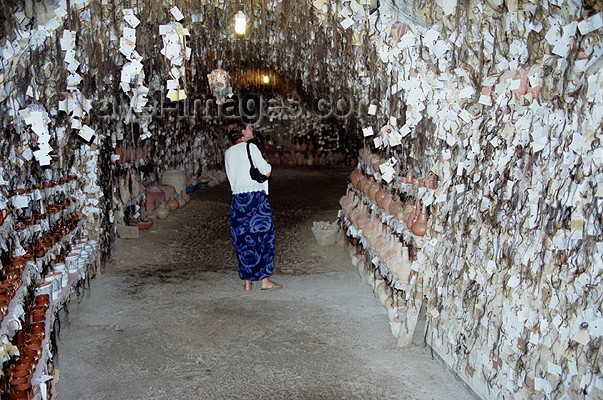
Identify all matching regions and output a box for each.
[339,210,416,293]
[0,220,86,344]
[15,201,81,245]
[346,184,426,250]
[30,259,93,400]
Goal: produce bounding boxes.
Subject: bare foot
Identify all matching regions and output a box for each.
[243,281,252,291]
[260,278,282,290]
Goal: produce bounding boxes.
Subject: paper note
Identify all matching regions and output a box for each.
[478,94,492,106]
[423,29,440,46]
[79,125,95,141]
[458,86,475,98]
[167,89,187,102]
[341,17,355,30]
[124,14,140,28]
[552,36,573,57]
[368,104,377,115]
[459,109,472,123]
[578,13,603,35]
[170,6,184,21]
[362,127,374,137]
[382,166,395,183]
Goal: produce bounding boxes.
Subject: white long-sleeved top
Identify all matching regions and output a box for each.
[225,142,272,195]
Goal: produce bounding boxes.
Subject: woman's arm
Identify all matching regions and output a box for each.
[250,143,272,176]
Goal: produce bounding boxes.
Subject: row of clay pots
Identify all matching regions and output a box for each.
[340,191,414,284]
[14,200,73,232]
[349,170,428,237]
[7,175,78,197]
[357,148,439,190]
[147,187,191,220]
[6,294,50,400]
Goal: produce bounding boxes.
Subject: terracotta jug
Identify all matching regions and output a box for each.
[368,182,380,203]
[406,200,419,229]
[180,191,190,204]
[382,193,393,214]
[351,170,363,187]
[375,187,387,208]
[145,186,165,213]
[404,171,414,184]
[156,203,170,219]
[397,246,412,284]
[167,198,179,211]
[411,205,428,237]
[177,195,186,208]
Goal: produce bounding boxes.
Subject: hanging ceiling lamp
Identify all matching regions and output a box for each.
[262,74,270,84]
[234,4,247,38]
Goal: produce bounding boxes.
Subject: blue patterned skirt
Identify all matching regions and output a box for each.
[230,191,275,281]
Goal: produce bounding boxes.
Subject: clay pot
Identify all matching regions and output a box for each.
[158,185,177,201]
[156,203,170,220]
[350,170,363,187]
[145,186,165,213]
[389,201,403,219]
[406,201,419,229]
[382,193,393,214]
[176,195,186,208]
[375,187,387,208]
[411,205,428,237]
[180,191,190,205]
[397,246,412,284]
[138,219,154,231]
[368,182,380,203]
[161,170,186,196]
[0,209,8,226]
[167,198,179,211]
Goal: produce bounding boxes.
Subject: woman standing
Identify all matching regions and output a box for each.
[225,124,282,291]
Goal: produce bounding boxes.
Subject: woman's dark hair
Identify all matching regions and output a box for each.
[228,127,244,145]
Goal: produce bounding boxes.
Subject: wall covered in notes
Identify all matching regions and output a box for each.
[341,1,602,399]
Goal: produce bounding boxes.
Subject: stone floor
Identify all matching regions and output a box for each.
[55,166,476,400]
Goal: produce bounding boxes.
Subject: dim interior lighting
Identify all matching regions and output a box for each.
[262,74,270,84]
[234,4,247,38]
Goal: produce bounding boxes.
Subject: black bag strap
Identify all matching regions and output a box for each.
[246,142,255,168]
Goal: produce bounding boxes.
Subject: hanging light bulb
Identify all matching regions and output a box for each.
[234,4,247,38]
[262,74,270,84]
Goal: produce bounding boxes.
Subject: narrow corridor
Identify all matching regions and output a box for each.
[56,167,473,399]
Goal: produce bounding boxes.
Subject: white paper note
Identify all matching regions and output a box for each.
[170,6,184,21]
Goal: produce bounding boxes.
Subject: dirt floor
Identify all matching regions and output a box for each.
[55,166,476,400]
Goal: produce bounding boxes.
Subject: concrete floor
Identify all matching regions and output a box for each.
[55,167,475,400]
